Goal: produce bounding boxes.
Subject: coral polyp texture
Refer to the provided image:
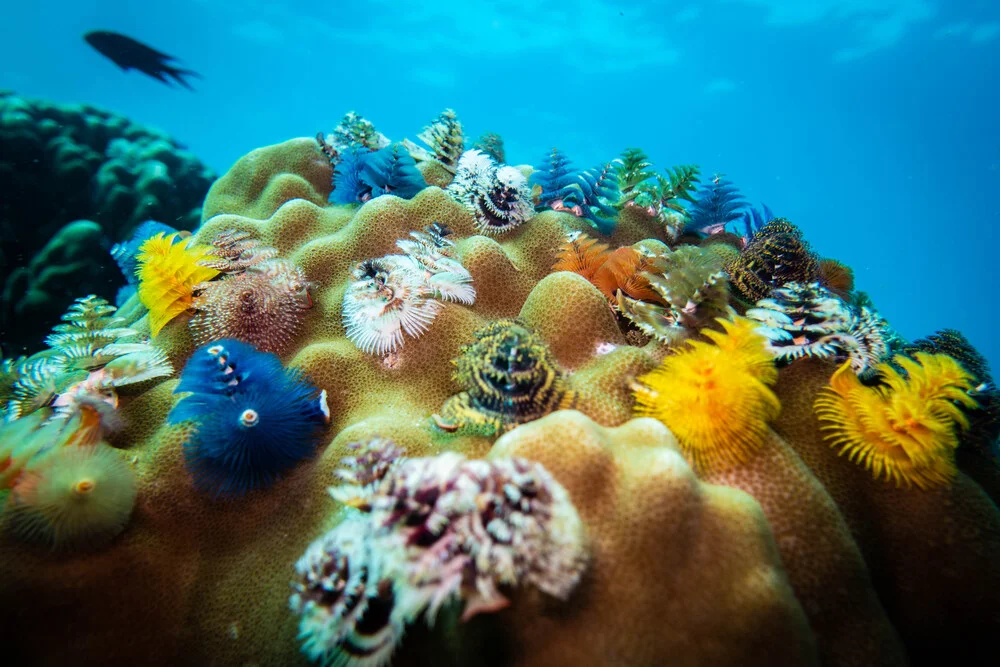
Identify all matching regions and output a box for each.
[1,120,999,667]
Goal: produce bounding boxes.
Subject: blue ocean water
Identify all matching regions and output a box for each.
[2,0,998,368]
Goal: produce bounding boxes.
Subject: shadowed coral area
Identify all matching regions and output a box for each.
[774,358,1000,663]
[1,137,999,667]
[705,429,909,666]
[489,411,820,666]
[2,221,120,341]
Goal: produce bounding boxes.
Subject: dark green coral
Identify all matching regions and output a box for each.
[1,91,214,356]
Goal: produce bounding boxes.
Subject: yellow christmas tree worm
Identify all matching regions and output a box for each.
[814,352,976,489]
[136,232,220,336]
[633,317,780,473]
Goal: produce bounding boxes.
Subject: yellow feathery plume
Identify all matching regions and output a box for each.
[633,317,780,474]
[701,316,778,385]
[814,353,976,490]
[886,352,978,424]
[136,233,220,336]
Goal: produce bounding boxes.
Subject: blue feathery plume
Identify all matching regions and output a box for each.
[686,178,747,235]
[530,148,580,205]
[579,161,621,233]
[330,146,372,205]
[169,339,329,497]
[742,203,775,242]
[172,339,281,400]
[110,220,180,285]
[362,143,425,199]
[531,149,621,234]
[330,144,425,203]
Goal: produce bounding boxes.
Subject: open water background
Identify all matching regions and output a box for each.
[3,0,998,368]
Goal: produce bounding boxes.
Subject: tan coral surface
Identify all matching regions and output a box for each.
[488,411,820,667]
[2,138,999,667]
[0,139,668,666]
[773,359,1000,663]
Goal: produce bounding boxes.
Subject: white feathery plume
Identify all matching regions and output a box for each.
[343,258,442,356]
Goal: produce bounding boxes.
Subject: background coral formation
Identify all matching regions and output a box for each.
[0,91,215,356]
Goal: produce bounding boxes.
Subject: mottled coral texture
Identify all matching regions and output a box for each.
[488,412,820,667]
[1,92,215,355]
[1,138,998,667]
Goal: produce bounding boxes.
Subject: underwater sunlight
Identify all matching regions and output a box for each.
[1,1,998,665]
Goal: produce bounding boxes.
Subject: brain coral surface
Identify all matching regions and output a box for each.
[0,136,998,667]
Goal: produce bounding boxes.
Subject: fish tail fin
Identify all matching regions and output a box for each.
[166,66,202,91]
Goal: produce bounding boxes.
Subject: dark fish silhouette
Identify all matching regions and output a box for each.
[84,31,201,91]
